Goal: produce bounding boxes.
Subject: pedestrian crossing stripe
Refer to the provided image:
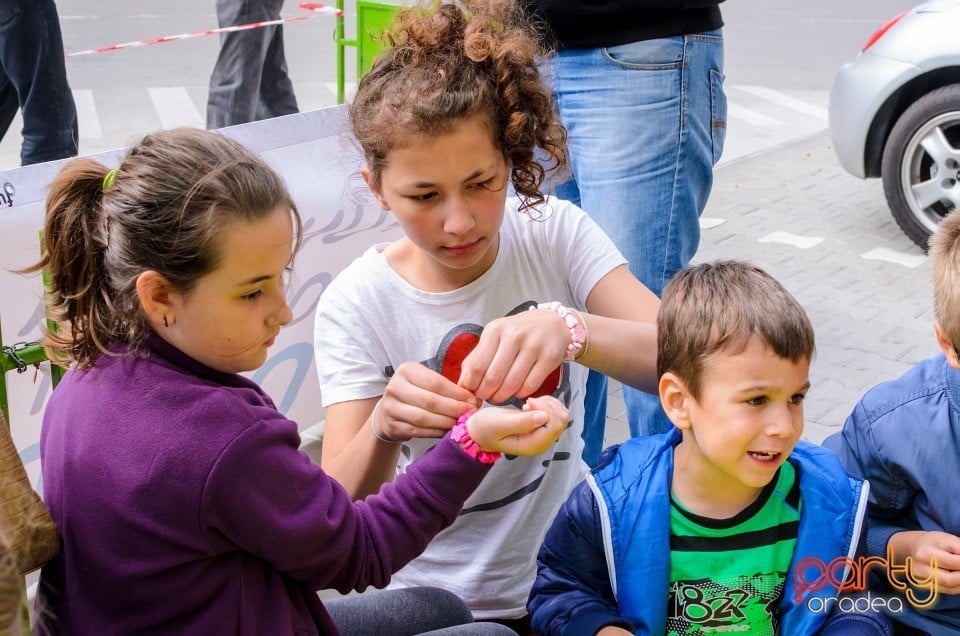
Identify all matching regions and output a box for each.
[63,83,827,141]
[0,83,828,172]
[73,89,101,140]
[736,84,828,121]
[148,87,203,130]
[727,102,782,127]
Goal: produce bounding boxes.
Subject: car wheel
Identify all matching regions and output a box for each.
[882,84,960,251]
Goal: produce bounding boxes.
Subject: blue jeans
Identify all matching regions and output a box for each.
[547,30,726,465]
[0,0,78,166]
[207,0,299,129]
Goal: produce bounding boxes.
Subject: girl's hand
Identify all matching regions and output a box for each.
[458,308,570,403]
[465,395,568,456]
[378,361,481,442]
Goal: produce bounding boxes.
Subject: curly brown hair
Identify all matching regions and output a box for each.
[349,0,566,212]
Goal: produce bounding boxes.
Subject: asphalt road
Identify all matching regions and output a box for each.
[0,0,918,168]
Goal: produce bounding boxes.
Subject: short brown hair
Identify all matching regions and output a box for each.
[929,212,960,344]
[657,261,815,398]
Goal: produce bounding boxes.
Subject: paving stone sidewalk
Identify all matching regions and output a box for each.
[604,130,937,447]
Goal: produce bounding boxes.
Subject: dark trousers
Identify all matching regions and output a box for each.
[0,0,78,165]
[482,614,535,635]
[206,0,299,129]
[324,587,516,635]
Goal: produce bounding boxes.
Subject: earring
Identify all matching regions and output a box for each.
[163,315,169,328]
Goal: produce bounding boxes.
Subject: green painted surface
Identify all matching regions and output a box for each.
[336,1,402,103]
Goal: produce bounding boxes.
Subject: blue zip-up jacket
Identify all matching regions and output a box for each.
[824,353,960,634]
[529,429,892,635]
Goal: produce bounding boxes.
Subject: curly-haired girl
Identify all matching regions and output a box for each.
[30,127,566,635]
[314,0,660,629]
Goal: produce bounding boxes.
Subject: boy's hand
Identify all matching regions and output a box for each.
[596,627,633,636]
[890,530,960,594]
[458,309,571,403]
[377,361,481,442]
[465,395,568,456]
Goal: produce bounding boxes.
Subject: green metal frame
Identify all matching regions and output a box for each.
[0,327,51,633]
[0,243,61,633]
[0,332,53,634]
[0,323,62,427]
[0,321,52,634]
[0,245,64,425]
[335,0,402,104]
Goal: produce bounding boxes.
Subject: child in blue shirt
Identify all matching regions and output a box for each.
[528,260,891,636]
[825,210,960,635]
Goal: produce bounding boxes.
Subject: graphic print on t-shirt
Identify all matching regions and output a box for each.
[385,300,574,514]
[668,573,783,635]
[666,463,800,635]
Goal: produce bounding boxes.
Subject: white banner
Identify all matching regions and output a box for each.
[0,106,400,488]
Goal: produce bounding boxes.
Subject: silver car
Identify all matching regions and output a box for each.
[829,0,960,249]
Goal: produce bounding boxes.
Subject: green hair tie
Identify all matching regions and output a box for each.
[102,168,118,190]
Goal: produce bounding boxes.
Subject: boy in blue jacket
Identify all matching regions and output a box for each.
[824,210,960,635]
[528,260,892,636]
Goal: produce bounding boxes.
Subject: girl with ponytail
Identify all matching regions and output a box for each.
[28,127,564,635]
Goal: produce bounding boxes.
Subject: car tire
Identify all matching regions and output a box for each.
[881,84,960,251]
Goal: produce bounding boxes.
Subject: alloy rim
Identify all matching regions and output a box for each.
[901,111,960,234]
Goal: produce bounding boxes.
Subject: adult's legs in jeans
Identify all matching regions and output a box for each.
[325,587,515,636]
[549,31,726,451]
[0,0,78,165]
[207,0,296,128]
[548,178,610,468]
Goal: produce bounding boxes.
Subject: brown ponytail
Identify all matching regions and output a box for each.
[27,158,115,368]
[23,128,302,368]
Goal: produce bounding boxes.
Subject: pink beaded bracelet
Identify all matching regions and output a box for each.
[451,410,501,464]
[531,302,589,361]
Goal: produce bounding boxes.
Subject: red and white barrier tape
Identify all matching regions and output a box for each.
[66,2,342,57]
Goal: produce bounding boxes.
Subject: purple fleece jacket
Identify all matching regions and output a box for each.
[35,335,490,635]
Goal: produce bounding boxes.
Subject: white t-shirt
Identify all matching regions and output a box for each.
[314,196,627,618]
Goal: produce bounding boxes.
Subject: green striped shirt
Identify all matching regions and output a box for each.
[667,462,801,635]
